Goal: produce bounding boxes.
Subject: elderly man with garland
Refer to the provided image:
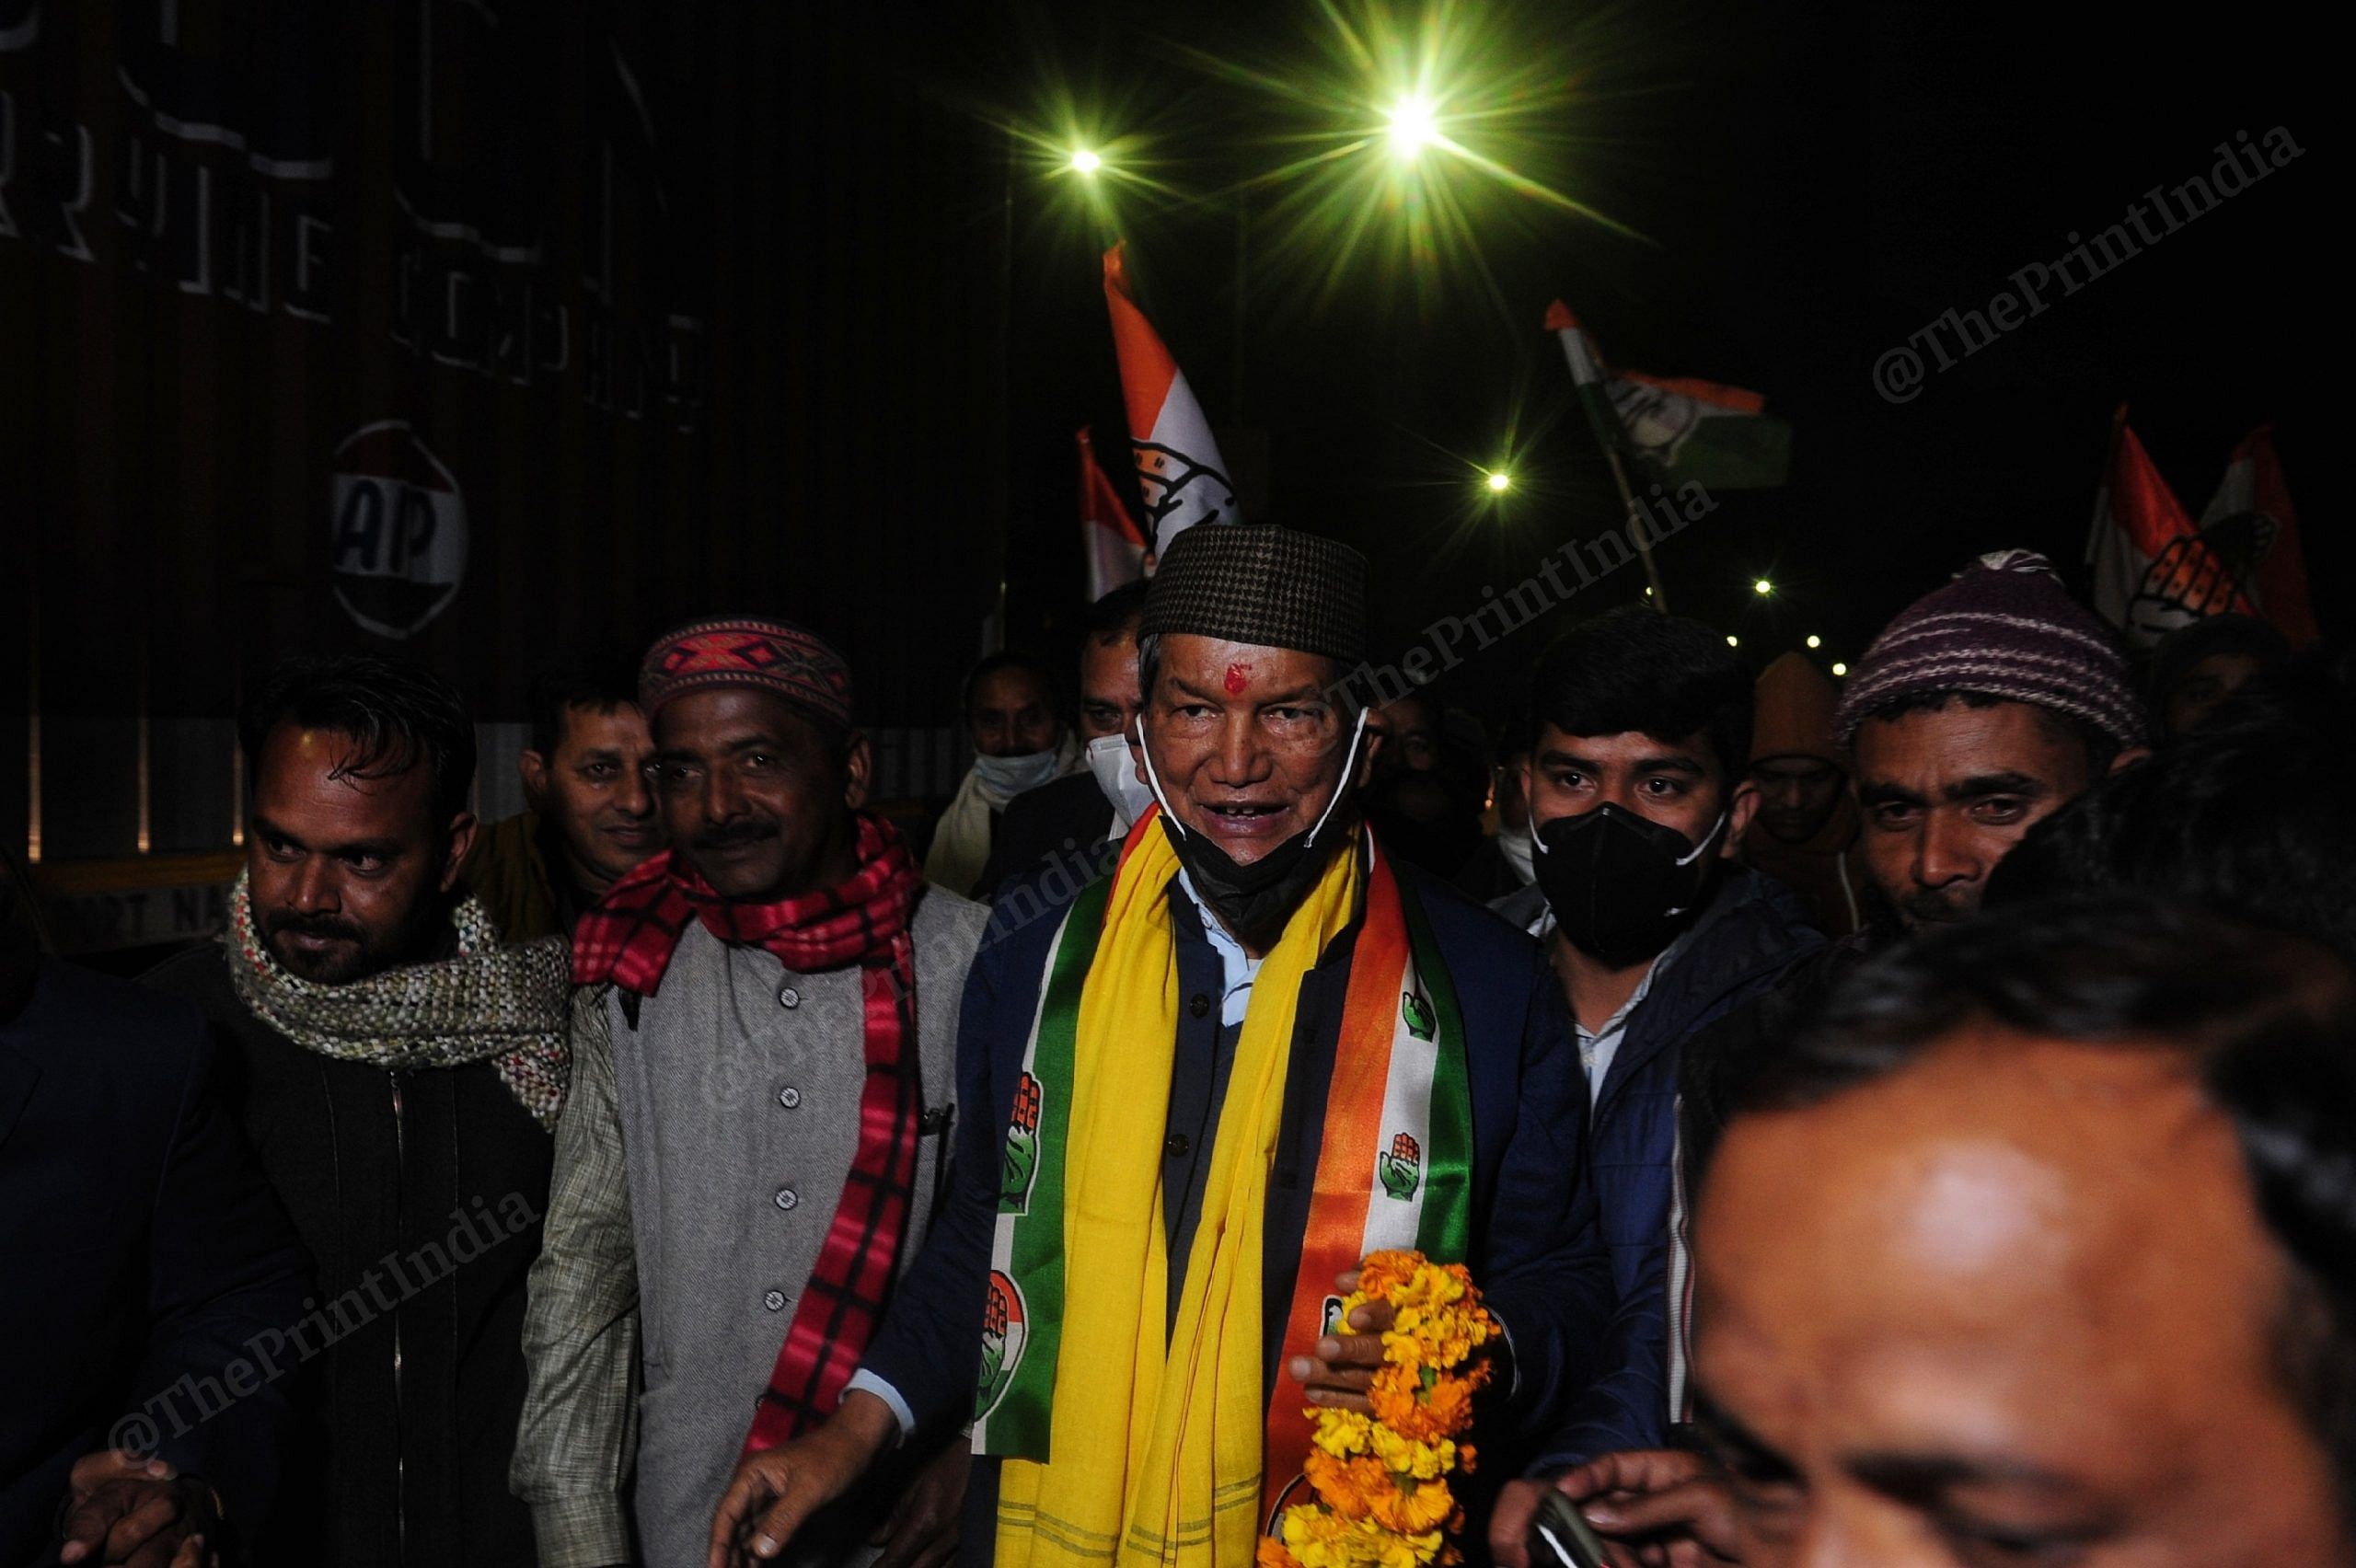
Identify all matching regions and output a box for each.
[706,525,1622,1568]
[146,653,573,1568]
[512,618,990,1568]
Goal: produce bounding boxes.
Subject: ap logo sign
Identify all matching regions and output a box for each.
[329,421,468,639]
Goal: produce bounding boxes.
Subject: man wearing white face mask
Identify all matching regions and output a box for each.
[971,583,1153,904]
[924,651,1084,896]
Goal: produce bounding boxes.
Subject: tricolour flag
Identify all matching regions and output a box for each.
[1104,244,1239,557]
[1546,301,1791,490]
[1077,425,1148,601]
[2199,423,2317,646]
[2086,406,2253,648]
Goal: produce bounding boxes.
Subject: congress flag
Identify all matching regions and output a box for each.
[1077,426,1148,601]
[1547,301,1791,490]
[2199,423,2317,646]
[2086,407,2253,647]
[1104,244,1239,557]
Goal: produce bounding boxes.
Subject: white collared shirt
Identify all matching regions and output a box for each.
[1174,868,1264,1028]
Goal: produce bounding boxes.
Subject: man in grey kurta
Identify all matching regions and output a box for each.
[513,617,989,1568]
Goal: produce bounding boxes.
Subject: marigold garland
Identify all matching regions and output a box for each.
[1260,1251,1497,1568]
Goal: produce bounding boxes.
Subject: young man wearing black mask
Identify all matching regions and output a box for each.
[1486,607,1823,1560]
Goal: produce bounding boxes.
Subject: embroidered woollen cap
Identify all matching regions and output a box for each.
[1139,524,1368,665]
[1833,549,2145,748]
[640,617,855,730]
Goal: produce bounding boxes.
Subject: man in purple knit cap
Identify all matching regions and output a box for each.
[1500,549,2155,1567]
[1832,548,2148,931]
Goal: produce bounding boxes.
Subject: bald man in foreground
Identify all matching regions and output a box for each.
[1529,898,2356,1567]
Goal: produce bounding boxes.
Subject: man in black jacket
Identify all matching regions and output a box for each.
[146,654,572,1568]
[4,874,306,1566]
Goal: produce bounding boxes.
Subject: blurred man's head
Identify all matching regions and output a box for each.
[639,617,869,902]
[1748,652,1847,847]
[241,654,479,983]
[964,652,1064,758]
[1077,581,1149,742]
[1520,608,1756,965]
[2147,613,2292,742]
[520,663,660,895]
[1837,551,2146,929]
[1697,900,2356,1567]
[1992,651,2356,957]
[1373,691,1444,776]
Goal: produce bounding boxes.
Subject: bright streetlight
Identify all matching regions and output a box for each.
[1484,469,1511,493]
[1385,95,1440,161]
[1726,635,1739,647]
[1752,578,1773,595]
[1831,662,1848,676]
[1806,634,1821,649]
[1068,147,1103,176]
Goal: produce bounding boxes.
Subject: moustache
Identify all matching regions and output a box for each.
[694,821,780,851]
[1900,887,1974,925]
[263,911,364,944]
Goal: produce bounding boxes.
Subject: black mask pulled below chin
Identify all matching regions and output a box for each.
[1532,803,1727,966]
[1159,809,1355,951]
[1140,709,1369,950]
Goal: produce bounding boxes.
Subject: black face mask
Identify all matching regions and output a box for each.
[1140,711,1369,950]
[1532,803,1727,966]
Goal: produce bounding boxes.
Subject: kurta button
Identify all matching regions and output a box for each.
[774,1188,799,1211]
[778,986,801,1009]
[1188,994,1210,1019]
[764,1289,787,1311]
[1165,1133,1190,1158]
[778,1086,802,1109]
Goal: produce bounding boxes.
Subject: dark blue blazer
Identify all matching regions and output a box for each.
[0,959,309,1564]
[1497,870,1825,1469]
[860,849,1626,1550]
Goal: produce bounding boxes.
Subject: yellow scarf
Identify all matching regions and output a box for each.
[995,822,1365,1567]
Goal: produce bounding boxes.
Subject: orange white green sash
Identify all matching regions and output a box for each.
[973,810,1472,1563]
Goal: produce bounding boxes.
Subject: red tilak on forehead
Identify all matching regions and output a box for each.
[1225,662,1252,695]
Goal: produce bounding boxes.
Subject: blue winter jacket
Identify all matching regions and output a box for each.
[858,845,1627,1563]
[1492,870,1824,1469]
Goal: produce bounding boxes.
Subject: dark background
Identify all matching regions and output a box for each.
[3,0,2339,861]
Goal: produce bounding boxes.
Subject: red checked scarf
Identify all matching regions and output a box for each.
[572,813,925,1453]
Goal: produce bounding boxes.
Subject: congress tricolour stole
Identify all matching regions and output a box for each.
[1260,847,1471,1528]
[974,808,1472,1565]
[973,871,1113,1453]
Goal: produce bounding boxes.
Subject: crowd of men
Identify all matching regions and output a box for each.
[4,523,2348,1568]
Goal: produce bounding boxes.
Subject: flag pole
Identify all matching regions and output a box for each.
[1601,444,1670,612]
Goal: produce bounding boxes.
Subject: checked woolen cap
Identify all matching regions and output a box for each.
[1140,524,1368,665]
[640,617,855,730]
[1833,549,2146,748]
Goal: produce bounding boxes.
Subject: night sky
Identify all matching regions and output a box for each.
[907,0,2339,732]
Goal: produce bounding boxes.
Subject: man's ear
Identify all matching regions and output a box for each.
[2107,744,2150,777]
[1722,778,1761,859]
[517,749,550,810]
[842,731,874,812]
[441,813,479,893]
